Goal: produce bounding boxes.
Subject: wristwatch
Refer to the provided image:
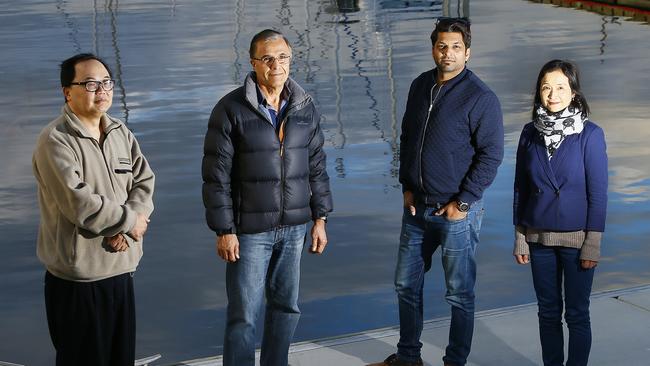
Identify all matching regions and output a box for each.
[456,200,469,212]
[317,216,328,223]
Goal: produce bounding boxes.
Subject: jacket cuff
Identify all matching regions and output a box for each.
[402,184,414,194]
[126,200,154,218]
[216,228,235,236]
[580,231,602,261]
[312,213,328,221]
[123,206,137,235]
[123,233,137,246]
[311,206,333,221]
[513,225,530,255]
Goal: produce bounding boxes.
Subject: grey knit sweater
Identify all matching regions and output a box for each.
[513,225,602,261]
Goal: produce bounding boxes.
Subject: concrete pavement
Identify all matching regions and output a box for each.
[170,284,650,366]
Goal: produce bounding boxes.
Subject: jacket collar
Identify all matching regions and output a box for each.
[431,67,470,89]
[62,104,122,139]
[244,72,312,117]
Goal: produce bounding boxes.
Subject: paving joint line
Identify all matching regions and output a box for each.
[613,295,650,313]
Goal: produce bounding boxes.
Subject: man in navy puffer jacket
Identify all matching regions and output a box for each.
[202,29,332,366]
[370,18,503,366]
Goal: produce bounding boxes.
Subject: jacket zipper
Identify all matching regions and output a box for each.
[418,82,443,192]
[278,118,287,227]
[94,136,117,195]
[251,98,298,228]
[254,101,289,228]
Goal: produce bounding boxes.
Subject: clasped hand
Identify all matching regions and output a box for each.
[106,213,150,252]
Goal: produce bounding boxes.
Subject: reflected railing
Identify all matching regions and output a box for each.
[56,0,82,53]
[108,0,129,124]
[599,15,622,63]
[527,0,650,23]
[232,0,245,83]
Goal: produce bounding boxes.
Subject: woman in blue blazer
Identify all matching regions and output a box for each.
[513,59,608,366]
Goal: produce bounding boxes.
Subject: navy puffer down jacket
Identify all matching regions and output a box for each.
[202,73,332,234]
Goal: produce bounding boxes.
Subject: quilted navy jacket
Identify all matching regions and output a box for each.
[399,68,504,205]
[202,73,332,234]
[513,121,608,232]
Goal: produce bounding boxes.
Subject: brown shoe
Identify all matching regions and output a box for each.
[366,353,424,366]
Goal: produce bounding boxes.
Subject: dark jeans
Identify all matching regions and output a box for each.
[394,200,483,366]
[530,244,595,366]
[223,224,306,366]
[44,271,135,366]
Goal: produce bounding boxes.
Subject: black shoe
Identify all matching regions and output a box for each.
[366,353,424,366]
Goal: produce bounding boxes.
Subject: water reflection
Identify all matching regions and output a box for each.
[528,0,650,23]
[337,0,361,13]
[444,0,470,17]
[232,0,245,83]
[599,16,622,63]
[56,0,82,53]
[1,0,650,364]
[107,0,130,123]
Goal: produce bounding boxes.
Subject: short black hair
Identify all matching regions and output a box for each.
[532,59,590,119]
[430,17,471,48]
[249,29,291,58]
[60,53,113,87]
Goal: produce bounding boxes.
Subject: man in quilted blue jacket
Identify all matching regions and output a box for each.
[370,17,504,366]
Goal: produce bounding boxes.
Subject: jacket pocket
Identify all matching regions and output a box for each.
[112,163,134,194]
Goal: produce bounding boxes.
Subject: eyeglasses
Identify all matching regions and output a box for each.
[251,54,292,65]
[69,79,115,92]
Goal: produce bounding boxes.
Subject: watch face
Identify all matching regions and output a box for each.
[458,202,469,212]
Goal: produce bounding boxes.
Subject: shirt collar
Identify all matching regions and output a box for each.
[255,84,290,111]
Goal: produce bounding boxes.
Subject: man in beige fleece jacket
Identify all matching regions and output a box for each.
[32,53,154,366]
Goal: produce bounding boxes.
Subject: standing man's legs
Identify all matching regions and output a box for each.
[260,224,307,366]
[44,271,135,366]
[394,205,430,363]
[110,273,136,366]
[437,200,483,366]
[223,231,274,366]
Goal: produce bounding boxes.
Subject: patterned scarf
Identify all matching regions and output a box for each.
[533,105,586,159]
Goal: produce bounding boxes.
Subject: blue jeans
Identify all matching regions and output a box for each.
[529,244,594,366]
[222,224,307,366]
[394,200,483,366]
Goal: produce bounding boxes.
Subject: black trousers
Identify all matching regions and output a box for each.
[44,271,135,366]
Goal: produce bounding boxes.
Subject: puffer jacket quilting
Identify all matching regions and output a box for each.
[202,73,332,234]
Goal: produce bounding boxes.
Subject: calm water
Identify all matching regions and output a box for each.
[1,0,649,364]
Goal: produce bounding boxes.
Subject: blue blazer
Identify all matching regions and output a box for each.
[513,121,608,232]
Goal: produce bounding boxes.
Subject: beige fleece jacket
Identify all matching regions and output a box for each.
[33,105,155,281]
